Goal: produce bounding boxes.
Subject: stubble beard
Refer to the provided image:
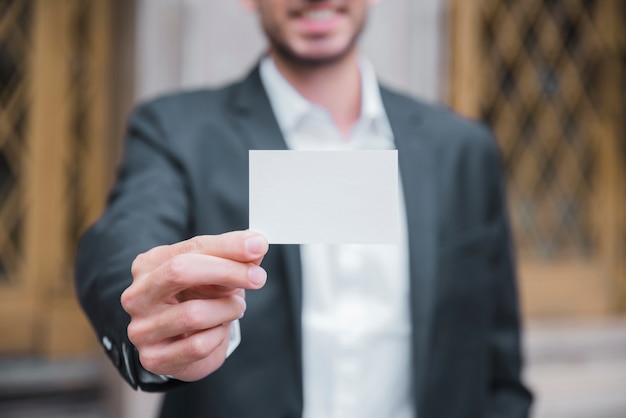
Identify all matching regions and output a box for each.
[269,34,360,70]
[265,16,367,71]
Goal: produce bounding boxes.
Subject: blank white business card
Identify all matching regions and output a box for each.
[249,150,399,244]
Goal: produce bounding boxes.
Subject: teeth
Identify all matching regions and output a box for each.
[303,9,335,21]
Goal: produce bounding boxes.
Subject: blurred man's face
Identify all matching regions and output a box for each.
[244,0,374,66]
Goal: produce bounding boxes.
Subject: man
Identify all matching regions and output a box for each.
[76,0,532,417]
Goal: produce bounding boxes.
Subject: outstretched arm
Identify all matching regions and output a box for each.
[75,103,267,390]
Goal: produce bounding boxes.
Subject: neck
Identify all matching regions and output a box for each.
[270,48,362,138]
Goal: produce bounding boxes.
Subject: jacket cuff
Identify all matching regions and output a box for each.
[100,334,186,392]
[100,320,241,392]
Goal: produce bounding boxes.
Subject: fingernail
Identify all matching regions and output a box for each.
[234,295,247,318]
[248,266,267,287]
[245,235,268,256]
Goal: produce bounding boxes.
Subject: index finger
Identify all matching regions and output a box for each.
[145,253,266,304]
[134,230,269,274]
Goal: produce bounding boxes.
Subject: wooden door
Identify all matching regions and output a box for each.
[450,0,625,317]
[0,0,112,356]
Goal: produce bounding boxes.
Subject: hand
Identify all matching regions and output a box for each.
[120,230,269,382]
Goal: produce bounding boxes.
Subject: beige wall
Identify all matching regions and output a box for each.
[134,0,447,102]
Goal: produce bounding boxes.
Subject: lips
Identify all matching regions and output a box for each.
[301,9,336,21]
[289,1,346,35]
[289,0,347,18]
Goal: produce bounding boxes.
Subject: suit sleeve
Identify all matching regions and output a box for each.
[483,131,533,417]
[75,102,191,391]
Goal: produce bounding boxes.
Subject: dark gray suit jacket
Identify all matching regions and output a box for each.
[76,67,532,418]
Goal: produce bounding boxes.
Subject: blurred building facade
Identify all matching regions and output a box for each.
[453,3,626,417]
[0,0,624,417]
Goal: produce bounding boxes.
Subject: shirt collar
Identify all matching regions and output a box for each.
[259,55,393,139]
[358,56,394,139]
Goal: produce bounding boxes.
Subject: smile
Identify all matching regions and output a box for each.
[301,9,336,21]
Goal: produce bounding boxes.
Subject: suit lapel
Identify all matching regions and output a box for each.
[229,66,304,366]
[381,89,439,401]
[230,66,290,152]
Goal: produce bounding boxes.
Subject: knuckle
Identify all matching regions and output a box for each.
[126,319,150,347]
[138,349,161,374]
[220,260,245,284]
[178,302,205,331]
[165,255,190,284]
[186,330,222,361]
[183,236,202,253]
[131,252,149,278]
[186,336,210,360]
[126,322,141,345]
[120,287,136,313]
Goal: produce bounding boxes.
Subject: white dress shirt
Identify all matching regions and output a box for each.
[259,56,414,418]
